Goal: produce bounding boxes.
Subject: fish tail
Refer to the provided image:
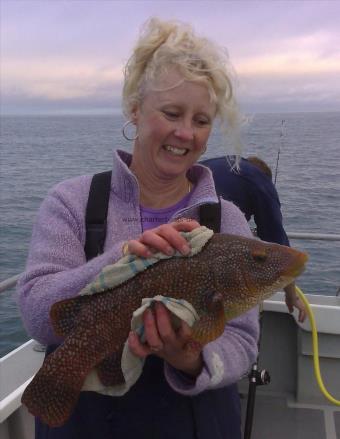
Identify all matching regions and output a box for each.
[22,337,100,427]
[22,353,84,427]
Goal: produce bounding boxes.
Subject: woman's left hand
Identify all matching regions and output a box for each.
[128,302,203,377]
[123,218,201,258]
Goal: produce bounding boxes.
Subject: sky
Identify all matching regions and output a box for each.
[1,0,340,115]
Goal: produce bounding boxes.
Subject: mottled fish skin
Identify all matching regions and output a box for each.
[22,233,308,427]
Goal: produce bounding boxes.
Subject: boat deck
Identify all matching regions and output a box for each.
[240,392,340,439]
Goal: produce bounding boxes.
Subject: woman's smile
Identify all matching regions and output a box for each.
[163,145,189,156]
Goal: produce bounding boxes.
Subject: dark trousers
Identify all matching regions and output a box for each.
[35,346,241,439]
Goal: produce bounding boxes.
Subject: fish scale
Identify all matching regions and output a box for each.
[22,233,308,427]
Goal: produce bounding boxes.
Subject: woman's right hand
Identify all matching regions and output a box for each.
[128,302,203,377]
[123,218,200,258]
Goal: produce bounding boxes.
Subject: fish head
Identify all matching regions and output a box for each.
[209,234,308,319]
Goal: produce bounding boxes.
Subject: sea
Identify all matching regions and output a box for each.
[1,112,340,358]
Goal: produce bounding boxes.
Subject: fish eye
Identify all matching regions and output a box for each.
[252,250,267,263]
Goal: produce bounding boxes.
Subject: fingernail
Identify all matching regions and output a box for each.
[165,247,175,256]
[155,302,163,312]
[181,245,190,255]
[145,309,153,319]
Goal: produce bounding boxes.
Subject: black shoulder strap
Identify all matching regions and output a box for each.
[199,201,221,233]
[84,170,112,261]
[85,172,221,260]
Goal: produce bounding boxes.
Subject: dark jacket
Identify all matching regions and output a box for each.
[201,156,289,246]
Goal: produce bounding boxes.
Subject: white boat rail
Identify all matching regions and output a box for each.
[0,232,339,295]
[287,232,340,241]
[0,274,21,294]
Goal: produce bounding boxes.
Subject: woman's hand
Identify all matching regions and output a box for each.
[123,218,200,258]
[128,302,203,377]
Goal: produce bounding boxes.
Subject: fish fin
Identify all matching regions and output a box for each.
[191,292,226,345]
[21,344,85,427]
[22,310,120,427]
[96,347,125,386]
[50,296,89,337]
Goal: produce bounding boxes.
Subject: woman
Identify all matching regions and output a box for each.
[17,18,259,439]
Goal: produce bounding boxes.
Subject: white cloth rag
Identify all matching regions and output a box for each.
[81,295,199,396]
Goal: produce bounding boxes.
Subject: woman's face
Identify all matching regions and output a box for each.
[132,70,217,180]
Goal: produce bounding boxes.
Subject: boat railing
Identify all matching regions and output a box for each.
[1,232,340,295]
[286,232,340,241]
[0,274,21,294]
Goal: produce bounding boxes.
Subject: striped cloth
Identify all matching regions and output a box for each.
[79,225,214,296]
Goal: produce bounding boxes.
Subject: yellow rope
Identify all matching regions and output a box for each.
[295,286,340,406]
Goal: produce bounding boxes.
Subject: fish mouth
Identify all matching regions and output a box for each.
[280,249,309,278]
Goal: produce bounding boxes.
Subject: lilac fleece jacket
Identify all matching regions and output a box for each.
[17,149,259,395]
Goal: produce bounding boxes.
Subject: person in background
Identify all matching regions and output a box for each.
[17,18,259,439]
[201,155,307,322]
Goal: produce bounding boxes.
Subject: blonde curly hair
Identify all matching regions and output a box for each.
[122,17,242,155]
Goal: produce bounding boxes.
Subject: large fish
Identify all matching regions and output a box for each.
[22,233,307,426]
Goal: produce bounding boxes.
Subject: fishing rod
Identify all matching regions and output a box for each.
[244,119,286,439]
[243,311,270,439]
[274,119,285,186]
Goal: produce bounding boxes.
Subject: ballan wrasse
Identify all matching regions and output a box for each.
[22,233,308,426]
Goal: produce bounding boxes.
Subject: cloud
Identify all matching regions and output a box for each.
[229,30,340,111]
[237,71,340,113]
[2,2,340,114]
[234,31,340,76]
[3,58,123,100]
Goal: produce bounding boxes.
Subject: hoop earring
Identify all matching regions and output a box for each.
[201,144,207,154]
[122,120,138,141]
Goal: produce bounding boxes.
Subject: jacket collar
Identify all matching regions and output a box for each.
[111,149,219,207]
